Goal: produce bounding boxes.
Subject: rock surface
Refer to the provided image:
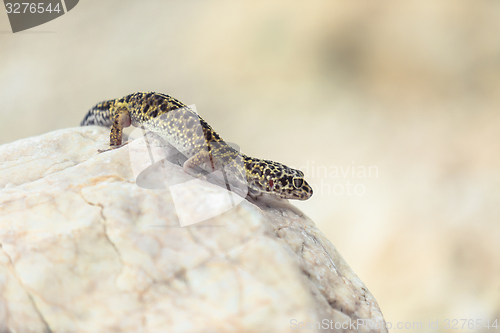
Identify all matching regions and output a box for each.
[0,127,387,333]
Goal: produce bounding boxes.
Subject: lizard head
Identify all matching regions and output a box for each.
[244,157,313,200]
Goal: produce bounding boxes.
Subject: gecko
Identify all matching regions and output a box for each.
[80,92,313,200]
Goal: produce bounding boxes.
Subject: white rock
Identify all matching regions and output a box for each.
[0,127,387,333]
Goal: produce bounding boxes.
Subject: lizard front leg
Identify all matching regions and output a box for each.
[182,149,215,176]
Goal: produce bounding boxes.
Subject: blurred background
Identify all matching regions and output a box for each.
[1,0,499,331]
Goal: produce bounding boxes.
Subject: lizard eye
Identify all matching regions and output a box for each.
[293,177,304,189]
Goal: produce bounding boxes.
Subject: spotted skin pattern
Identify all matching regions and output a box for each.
[81,92,313,200]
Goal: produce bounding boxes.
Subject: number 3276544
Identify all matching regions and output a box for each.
[5,2,62,14]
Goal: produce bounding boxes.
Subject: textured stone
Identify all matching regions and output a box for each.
[0,127,387,333]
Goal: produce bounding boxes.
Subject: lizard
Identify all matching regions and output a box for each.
[80,92,313,200]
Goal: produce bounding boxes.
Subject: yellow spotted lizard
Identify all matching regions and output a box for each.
[81,92,313,200]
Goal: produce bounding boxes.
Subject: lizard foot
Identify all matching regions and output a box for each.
[98,141,131,154]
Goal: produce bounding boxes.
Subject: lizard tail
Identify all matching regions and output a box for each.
[80,100,115,127]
